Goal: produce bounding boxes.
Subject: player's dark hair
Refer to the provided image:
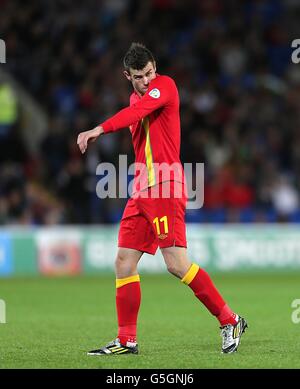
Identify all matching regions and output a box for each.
[123,42,155,72]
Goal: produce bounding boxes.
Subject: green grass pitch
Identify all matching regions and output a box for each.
[1,272,300,369]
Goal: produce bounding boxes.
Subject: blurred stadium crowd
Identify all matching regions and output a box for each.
[1,0,300,225]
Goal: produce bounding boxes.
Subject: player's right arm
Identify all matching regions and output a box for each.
[100,76,174,134]
[77,92,136,154]
[76,76,176,154]
[77,125,104,154]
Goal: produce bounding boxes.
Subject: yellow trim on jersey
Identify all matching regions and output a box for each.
[181,263,200,285]
[116,274,140,289]
[142,117,156,187]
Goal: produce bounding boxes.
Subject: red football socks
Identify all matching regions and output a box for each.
[115,265,237,346]
[217,304,238,326]
[116,275,141,346]
[181,264,238,326]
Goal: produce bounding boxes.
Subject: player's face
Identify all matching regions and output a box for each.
[124,61,157,96]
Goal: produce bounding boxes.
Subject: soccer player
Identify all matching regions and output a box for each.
[77,43,247,355]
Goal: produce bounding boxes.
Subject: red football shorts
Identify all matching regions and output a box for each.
[118,181,187,255]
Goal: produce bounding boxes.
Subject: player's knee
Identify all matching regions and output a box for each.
[115,252,137,275]
[166,263,181,277]
[115,254,127,270]
[164,254,191,278]
[166,263,176,275]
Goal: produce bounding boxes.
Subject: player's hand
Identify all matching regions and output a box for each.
[77,126,103,154]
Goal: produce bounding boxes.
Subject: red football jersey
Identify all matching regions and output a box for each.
[101,75,184,192]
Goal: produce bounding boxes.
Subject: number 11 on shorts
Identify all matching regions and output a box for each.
[153,215,169,235]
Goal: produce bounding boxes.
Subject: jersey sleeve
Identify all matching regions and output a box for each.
[100,76,175,133]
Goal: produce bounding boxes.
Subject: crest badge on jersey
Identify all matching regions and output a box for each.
[149,88,160,99]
